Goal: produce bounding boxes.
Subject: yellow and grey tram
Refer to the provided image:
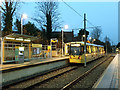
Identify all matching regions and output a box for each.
[65,42,105,63]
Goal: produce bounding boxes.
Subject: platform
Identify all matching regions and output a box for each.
[1,56,69,86]
[1,56,69,71]
[93,54,119,89]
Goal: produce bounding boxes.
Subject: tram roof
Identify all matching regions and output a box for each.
[65,41,104,47]
[3,33,38,43]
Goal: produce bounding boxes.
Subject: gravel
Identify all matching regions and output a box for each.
[7,65,77,88]
[72,57,114,89]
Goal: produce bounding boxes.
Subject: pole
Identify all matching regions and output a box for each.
[50,39,52,58]
[84,13,87,67]
[0,3,2,64]
[21,15,23,35]
[0,8,1,37]
[62,29,63,56]
[106,36,107,55]
[21,15,23,46]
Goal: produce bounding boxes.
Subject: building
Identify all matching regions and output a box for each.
[51,30,74,43]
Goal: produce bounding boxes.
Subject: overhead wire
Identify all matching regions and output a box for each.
[61,0,83,18]
[61,0,98,28]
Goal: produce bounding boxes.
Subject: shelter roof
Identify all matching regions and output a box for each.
[3,33,38,43]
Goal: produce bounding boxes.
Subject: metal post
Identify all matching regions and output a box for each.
[0,6,1,37]
[0,3,2,64]
[106,36,107,55]
[1,38,4,63]
[50,39,52,58]
[21,15,23,46]
[84,13,87,67]
[62,29,63,56]
[1,38,2,64]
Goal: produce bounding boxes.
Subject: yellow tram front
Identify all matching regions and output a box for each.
[69,43,84,63]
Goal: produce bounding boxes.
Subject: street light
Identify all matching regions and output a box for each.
[62,25,68,56]
[82,35,85,41]
[93,39,96,44]
[89,37,92,40]
[21,14,27,35]
[21,14,27,46]
[0,1,2,37]
[0,0,3,65]
[0,0,2,65]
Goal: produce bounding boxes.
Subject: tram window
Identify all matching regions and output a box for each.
[70,46,84,55]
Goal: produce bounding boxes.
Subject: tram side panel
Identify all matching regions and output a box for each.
[69,44,105,64]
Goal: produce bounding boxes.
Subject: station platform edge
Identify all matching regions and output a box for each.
[93,54,120,89]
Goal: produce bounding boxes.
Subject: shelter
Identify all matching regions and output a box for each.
[1,33,38,63]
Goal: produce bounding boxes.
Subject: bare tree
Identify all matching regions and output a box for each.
[0,0,19,36]
[33,1,61,40]
[91,27,102,40]
[104,36,110,42]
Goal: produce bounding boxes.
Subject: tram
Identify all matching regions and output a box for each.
[65,42,105,63]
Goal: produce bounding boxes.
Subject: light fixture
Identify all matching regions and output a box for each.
[22,14,27,19]
[83,35,85,37]
[16,38,23,41]
[24,39,31,42]
[6,37,15,40]
[64,25,69,29]
[89,37,92,40]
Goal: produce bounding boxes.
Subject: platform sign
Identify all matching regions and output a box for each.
[51,39,58,43]
[47,45,51,52]
[32,44,42,55]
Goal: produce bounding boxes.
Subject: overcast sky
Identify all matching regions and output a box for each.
[18,2,118,45]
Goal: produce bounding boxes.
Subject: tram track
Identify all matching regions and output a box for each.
[2,55,114,89]
[2,64,80,89]
[30,55,113,89]
[61,55,114,89]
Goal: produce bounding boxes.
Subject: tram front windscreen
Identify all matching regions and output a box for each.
[70,46,83,55]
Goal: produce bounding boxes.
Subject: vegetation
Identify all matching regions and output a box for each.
[0,0,19,36]
[34,1,61,43]
[116,42,120,48]
[104,36,112,53]
[91,27,102,40]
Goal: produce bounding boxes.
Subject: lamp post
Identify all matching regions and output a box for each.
[21,14,27,46]
[0,2,1,37]
[62,25,68,56]
[84,13,87,67]
[89,37,92,43]
[21,14,27,35]
[82,35,85,42]
[0,1,3,64]
[92,39,96,44]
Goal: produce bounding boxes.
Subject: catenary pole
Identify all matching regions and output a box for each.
[84,13,87,67]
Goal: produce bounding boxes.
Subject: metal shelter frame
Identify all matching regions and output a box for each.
[1,33,38,63]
